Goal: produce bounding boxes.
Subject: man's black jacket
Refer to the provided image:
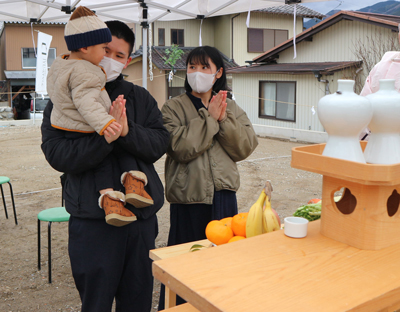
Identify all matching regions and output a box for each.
[41,75,170,219]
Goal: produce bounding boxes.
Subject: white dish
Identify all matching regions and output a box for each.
[284,217,309,238]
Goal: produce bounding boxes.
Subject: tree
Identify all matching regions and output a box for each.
[163,44,184,98]
[353,30,400,93]
[163,44,184,72]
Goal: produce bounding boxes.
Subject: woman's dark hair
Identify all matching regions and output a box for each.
[105,20,135,55]
[184,46,228,93]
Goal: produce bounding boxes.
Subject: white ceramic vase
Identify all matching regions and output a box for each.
[364,79,400,164]
[317,79,372,163]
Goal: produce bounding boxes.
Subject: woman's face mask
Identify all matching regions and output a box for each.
[187,68,220,94]
[99,56,126,82]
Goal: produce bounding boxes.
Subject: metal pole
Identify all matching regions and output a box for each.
[33,93,36,124]
[141,3,148,90]
[142,26,147,89]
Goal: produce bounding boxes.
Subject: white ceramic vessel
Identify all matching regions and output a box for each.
[364,79,400,164]
[317,79,372,163]
[284,217,309,238]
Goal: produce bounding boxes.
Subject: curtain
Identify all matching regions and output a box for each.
[260,82,276,116]
[276,82,295,120]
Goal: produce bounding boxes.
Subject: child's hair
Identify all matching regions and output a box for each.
[105,20,135,56]
[184,46,228,93]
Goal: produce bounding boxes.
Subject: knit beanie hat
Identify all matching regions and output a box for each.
[64,6,111,51]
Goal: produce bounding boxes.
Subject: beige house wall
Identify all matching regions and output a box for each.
[123,60,167,109]
[171,71,186,88]
[135,19,215,48]
[232,18,400,136]
[232,12,303,66]
[232,68,354,134]
[277,20,399,86]
[0,28,6,80]
[123,60,143,86]
[4,24,67,71]
[213,15,232,59]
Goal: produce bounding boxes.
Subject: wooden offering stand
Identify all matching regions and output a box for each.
[291,141,400,250]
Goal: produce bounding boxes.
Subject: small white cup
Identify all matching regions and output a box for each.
[284,217,309,238]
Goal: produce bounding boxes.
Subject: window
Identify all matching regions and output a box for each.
[171,29,184,47]
[22,48,56,69]
[158,28,165,46]
[168,86,185,99]
[259,81,296,121]
[248,28,288,53]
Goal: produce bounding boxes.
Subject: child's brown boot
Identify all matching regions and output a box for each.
[121,171,154,208]
[99,191,137,227]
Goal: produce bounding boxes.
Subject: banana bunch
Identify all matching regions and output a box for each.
[246,190,266,238]
[246,181,281,238]
[262,181,280,233]
[262,193,280,233]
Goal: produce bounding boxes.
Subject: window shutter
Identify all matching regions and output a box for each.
[275,30,288,46]
[263,29,275,52]
[248,28,263,53]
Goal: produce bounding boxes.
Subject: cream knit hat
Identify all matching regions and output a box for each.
[64,6,111,51]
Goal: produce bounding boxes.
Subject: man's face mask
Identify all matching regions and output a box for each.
[187,68,220,94]
[99,56,126,82]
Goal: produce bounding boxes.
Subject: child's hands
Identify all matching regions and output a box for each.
[110,95,128,137]
[104,121,122,143]
[208,91,227,121]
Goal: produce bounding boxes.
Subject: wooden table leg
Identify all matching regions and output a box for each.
[165,286,177,308]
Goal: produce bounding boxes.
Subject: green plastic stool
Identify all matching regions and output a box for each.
[0,176,17,225]
[37,207,70,283]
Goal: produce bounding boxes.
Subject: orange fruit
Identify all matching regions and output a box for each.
[308,198,321,204]
[205,220,234,245]
[231,212,248,237]
[228,236,246,243]
[220,217,233,229]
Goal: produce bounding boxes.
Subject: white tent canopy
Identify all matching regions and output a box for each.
[0,0,331,23]
[0,0,332,88]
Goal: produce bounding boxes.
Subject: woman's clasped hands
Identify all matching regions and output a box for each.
[208,90,228,122]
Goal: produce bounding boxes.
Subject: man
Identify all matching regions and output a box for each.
[41,20,169,311]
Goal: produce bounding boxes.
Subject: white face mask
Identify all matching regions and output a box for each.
[187,69,220,94]
[99,56,126,82]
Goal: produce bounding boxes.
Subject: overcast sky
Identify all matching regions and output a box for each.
[302,0,399,14]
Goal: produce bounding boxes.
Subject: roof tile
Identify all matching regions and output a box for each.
[132,46,239,71]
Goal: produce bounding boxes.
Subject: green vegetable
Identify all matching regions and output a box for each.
[293,202,322,221]
[189,244,207,252]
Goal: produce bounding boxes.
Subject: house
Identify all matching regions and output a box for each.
[0,21,67,116]
[0,4,323,117]
[126,4,323,106]
[227,11,400,143]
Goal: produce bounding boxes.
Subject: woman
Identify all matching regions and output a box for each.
[159,45,258,309]
[162,45,258,245]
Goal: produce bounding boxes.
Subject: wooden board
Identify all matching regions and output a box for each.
[150,239,212,261]
[153,221,400,312]
[291,142,400,185]
[320,176,400,250]
[161,303,200,312]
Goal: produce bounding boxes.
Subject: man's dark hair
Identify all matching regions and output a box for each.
[184,46,227,93]
[105,20,135,55]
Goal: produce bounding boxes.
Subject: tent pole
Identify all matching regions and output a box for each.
[142,26,148,89]
[141,3,149,90]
